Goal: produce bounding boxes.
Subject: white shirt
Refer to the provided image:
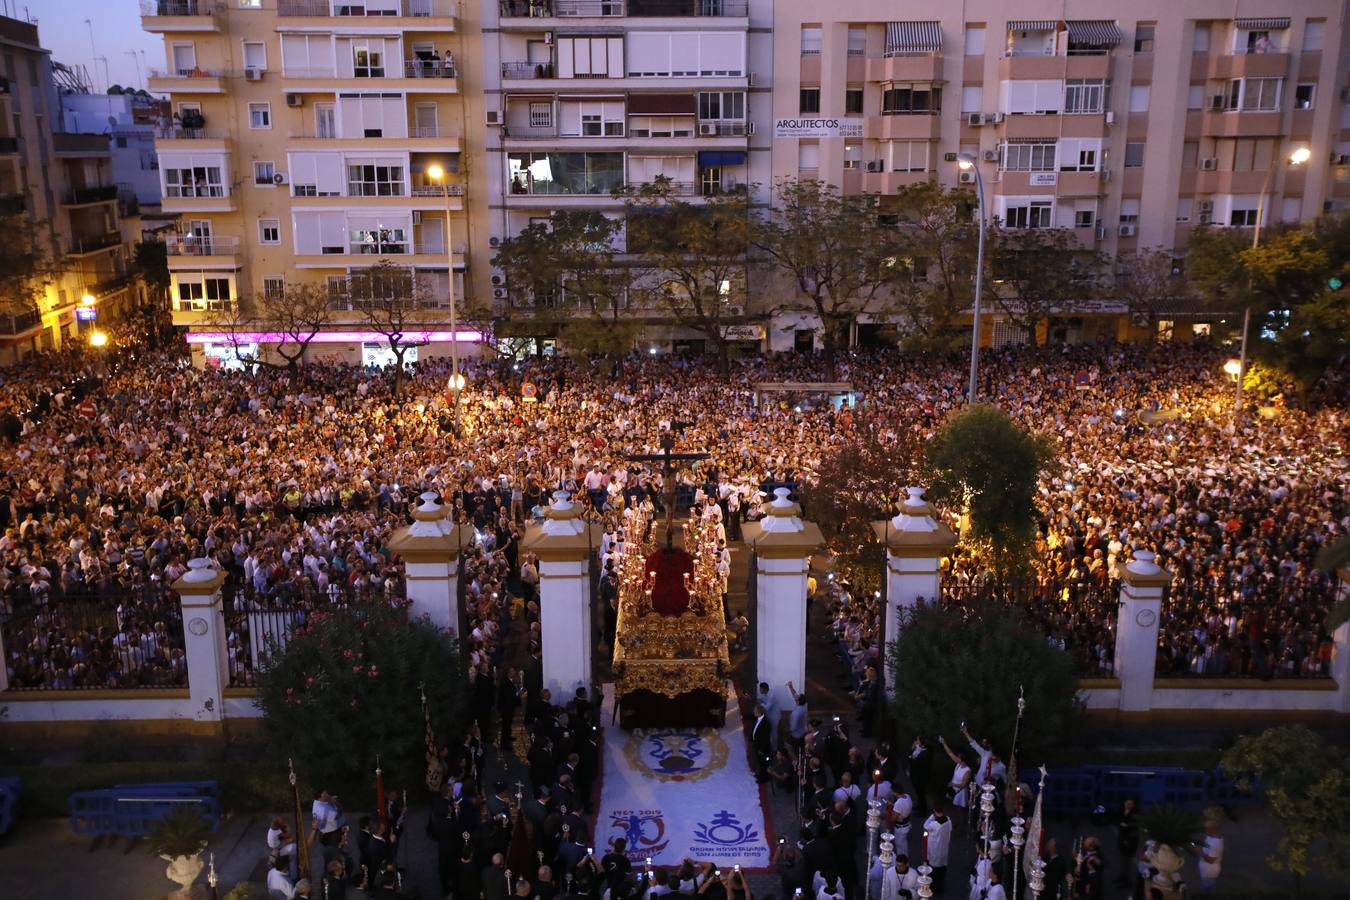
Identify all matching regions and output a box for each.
[266,867,295,899]
[311,799,340,834]
[1199,834,1224,878]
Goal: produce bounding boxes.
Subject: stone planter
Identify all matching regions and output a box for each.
[162,853,204,898]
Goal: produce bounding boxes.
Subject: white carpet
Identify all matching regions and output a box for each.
[594,683,772,869]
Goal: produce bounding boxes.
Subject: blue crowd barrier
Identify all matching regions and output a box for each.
[1041,768,1099,817]
[1208,770,1264,808]
[0,777,20,836]
[1030,766,1264,819]
[68,781,221,839]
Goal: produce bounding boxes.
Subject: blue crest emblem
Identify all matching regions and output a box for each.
[693,810,760,847]
[609,810,668,858]
[625,729,728,782]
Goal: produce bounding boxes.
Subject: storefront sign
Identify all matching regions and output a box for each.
[773,118,864,138]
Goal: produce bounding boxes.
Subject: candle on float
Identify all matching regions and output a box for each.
[873,769,882,786]
[923,829,929,862]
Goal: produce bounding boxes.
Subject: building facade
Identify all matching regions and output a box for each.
[0,16,141,365]
[768,2,1350,345]
[141,0,472,368]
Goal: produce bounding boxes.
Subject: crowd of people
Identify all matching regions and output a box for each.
[2,335,1346,693]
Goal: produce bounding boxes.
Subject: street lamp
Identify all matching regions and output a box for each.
[426,163,461,419]
[1235,145,1312,414]
[88,330,108,347]
[80,292,97,307]
[1222,358,1242,379]
[956,153,987,403]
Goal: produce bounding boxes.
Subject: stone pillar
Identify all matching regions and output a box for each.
[1114,550,1171,712]
[744,488,824,716]
[173,558,228,725]
[1334,567,1350,714]
[872,487,957,698]
[522,491,602,702]
[388,492,466,636]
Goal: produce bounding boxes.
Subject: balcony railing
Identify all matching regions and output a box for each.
[171,297,234,313]
[148,67,225,80]
[502,61,554,79]
[698,120,748,136]
[499,0,745,14]
[289,124,446,139]
[157,126,228,140]
[67,232,122,255]
[140,0,221,14]
[0,308,40,335]
[626,180,696,195]
[403,59,457,78]
[410,184,466,197]
[277,0,437,16]
[88,272,132,295]
[166,234,240,256]
[64,185,120,205]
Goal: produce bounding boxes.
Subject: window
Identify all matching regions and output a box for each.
[961,85,983,113]
[1187,84,1205,109]
[699,92,745,121]
[963,25,985,56]
[798,141,819,171]
[1295,84,1315,110]
[259,218,280,244]
[253,161,276,185]
[845,87,864,114]
[242,41,266,71]
[888,140,929,172]
[1239,77,1281,111]
[1004,200,1053,228]
[1074,209,1096,228]
[848,27,866,56]
[1124,142,1145,167]
[529,101,552,128]
[701,166,722,196]
[1244,30,1274,54]
[557,36,623,79]
[1064,79,1108,114]
[882,83,942,114]
[164,165,225,198]
[801,27,822,55]
[1303,21,1326,52]
[1119,198,1140,225]
[843,144,861,170]
[171,43,197,75]
[1059,139,1101,172]
[1192,24,1209,53]
[1128,85,1149,113]
[347,162,406,197]
[1133,24,1155,53]
[351,224,408,254]
[248,102,271,129]
[1004,79,1061,114]
[262,276,285,300]
[800,88,820,114]
[353,44,385,78]
[1000,141,1056,172]
[1230,207,1258,227]
[581,111,623,137]
[507,152,624,195]
[175,277,232,309]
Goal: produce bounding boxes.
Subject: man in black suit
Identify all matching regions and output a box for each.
[1041,837,1068,900]
[751,704,772,782]
[481,852,510,900]
[908,736,933,811]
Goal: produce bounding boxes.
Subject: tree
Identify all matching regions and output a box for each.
[1221,726,1350,896]
[923,404,1055,579]
[1115,246,1188,339]
[752,179,900,369]
[888,181,979,348]
[623,179,750,372]
[989,226,1099,341]
[350,261,437,395]
[257,282,333,370]
[1187,224,1330,335]
[0,213,58,317]
[255,603,468,792]
[888,598,1080,763]
[492,210,632,360]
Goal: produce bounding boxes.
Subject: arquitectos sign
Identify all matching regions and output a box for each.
[773,118,864,138]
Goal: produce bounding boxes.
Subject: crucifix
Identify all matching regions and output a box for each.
[625,421,710,551]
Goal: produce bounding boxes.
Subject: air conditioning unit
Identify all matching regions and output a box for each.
[543,31,554,44]
[490,271,506,286]
[1200,157,1218,171]
[1196,199,1214,213]
[272,171,289,185]
[1198,212,1212,224]
[1209,95,1226,110]
[1095,225,1107,241]
[967,112,983,127]
[724,305,744,316]
[989,112,1005,124]
[1119,224,1136,237]
[245,67,263,81]
[285,93,303,107]
[1104,111,1114,125]
[492,287,508,300]
[489,236,501,247]
[983,150,998,162]
[412,210,423,224]
[959,171,976,184]
[943,152,958,162]
[698,122,719,136]
[486,110,502,126]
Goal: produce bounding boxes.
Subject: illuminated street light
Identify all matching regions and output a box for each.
[80,292,97,306]
[88,330,108,347]
[426,162,462,424]
[1223,358,1242,379]
[955,152,987,404]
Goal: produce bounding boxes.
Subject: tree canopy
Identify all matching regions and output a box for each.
[0,213,57,317]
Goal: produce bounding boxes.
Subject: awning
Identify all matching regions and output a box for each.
[884,21,942,54]
[1066,20,1121,46]
[1007,20,1057,31]
[698,150,746,166]
[1235,17,1290,30]
[627,93,697,115]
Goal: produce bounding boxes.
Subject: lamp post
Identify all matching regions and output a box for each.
[956,153,987,403]
[1236,145,1311,415]
[426,163,462,422]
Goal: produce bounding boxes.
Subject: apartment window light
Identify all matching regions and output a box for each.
[248,102,272,129]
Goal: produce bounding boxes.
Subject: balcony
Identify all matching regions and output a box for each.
[0,308,41,336]
[88,272,133,296]
[67,232,123,257]
[497,0,745,16]
[280,60,458,91]
[277,0,453,20]
[63,184,120,206]
[865,113,941,141]
[1201,109,1282,138]
[166,234,241,258]
[403,59,457,78]
[288,126,459,150]
[1207,52,1290,80]
[865,55,941,83]
[52,133,110,157]
[140,0,223,31]
[163,188,235,213]
[147,69,226,93]
[861,170,932,193]
[502,61,554,79]
[410,184,466,197]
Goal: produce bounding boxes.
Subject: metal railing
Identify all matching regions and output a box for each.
[0,308,41,335]
[698,120,748,136]
[64,185,119,205]
[67,232,122,255]
[147,67,224,80]
[410,183,466,196]
[140,0,222,15]
[502,61,554,79]
[277,0,437,15]
[157,126,228,140]
[500,0,746,13]
[166,234,240,256]
[171,296,234,312]
[403,59,457,78]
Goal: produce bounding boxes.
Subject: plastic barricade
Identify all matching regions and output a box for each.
[0,776,20,835]
[68,781,221,839]
[1208,769,1263,809]
[1041,768,1100,818]
[1160,770,1208,811]
[68,790,119,836]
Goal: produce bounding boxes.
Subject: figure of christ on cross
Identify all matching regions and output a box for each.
[624,422,710,551]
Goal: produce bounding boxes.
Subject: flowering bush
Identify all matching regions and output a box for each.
[255,603,467,791]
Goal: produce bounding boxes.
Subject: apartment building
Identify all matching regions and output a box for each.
[142,0,472,368]
[0,16,141,365]
[770,2,1350,345]
[476,0,773,351]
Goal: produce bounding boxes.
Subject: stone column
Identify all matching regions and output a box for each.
[1334,567,1350,714]
[173,558,228,725]
[389,492,466,636]
[872,487,957,698]
[1114,550,1171,712]
[522,491,602,701]
[744,488,824,717]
